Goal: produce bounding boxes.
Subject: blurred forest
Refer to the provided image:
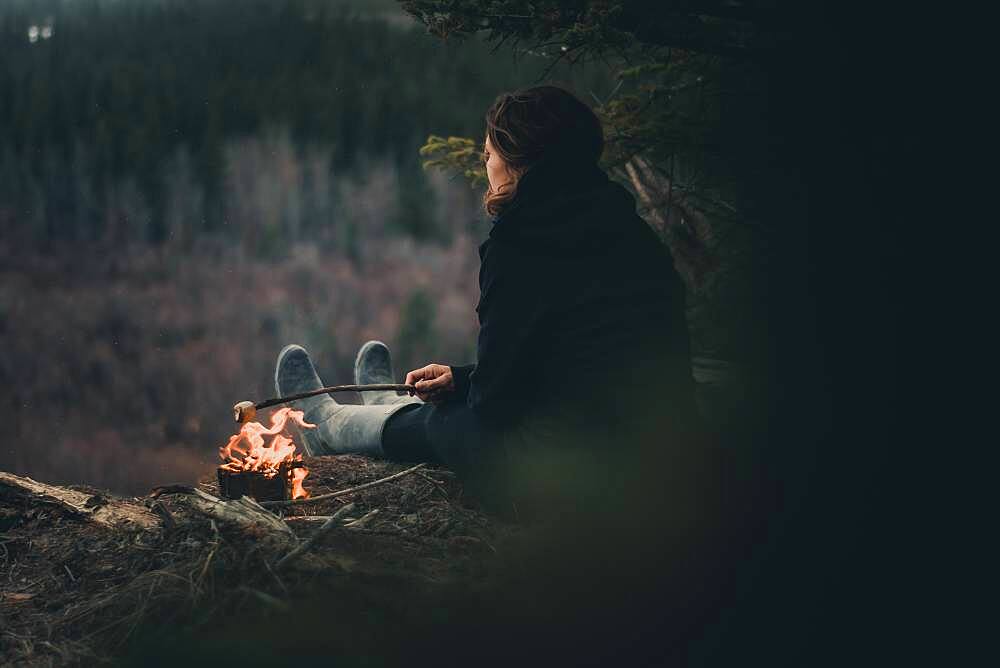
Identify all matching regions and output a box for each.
[0,0,613,493]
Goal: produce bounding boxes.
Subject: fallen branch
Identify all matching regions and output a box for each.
[150,485,293,545]
[0,472,159,530]
[260,463,427,508]
[276,502,356,570]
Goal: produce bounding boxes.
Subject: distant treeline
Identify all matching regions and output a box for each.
[0,0,611,249]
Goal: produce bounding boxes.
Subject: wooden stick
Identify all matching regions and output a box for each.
[276,502,356,570]
[257,384,415,410]
[260,463,426,508]
[235,383,417,422]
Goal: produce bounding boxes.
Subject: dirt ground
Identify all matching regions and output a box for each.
[0,455,514,666]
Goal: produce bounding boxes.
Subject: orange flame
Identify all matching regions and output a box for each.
[218,407,315,499]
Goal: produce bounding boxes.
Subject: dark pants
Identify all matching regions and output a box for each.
[382,392,660,519]
[381,402,439,464]
[382,399,512,513]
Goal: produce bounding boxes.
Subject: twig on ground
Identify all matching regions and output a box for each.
[237,586,290,612]
[275,503,356,571]
[193,520,220,597]
[343,509,379,530]
[263,557,288,596]
[415,471,454,503]
[260,463,427,508]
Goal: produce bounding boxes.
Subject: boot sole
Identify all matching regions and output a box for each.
[354,339,393,385]
[274,343,312,398]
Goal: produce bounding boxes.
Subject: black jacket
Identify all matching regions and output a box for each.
[449,151,695,435]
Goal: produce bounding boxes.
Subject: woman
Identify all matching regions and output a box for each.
[275,85,696,514]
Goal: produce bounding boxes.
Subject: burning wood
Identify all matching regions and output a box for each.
[217,407,314,501]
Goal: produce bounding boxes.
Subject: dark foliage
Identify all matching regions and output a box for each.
[0,0,611,248]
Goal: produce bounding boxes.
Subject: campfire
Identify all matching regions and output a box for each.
[217,407,314,501]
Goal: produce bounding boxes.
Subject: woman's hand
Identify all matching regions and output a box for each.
[405,364,455,403]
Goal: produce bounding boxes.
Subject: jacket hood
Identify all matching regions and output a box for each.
[487,152,645,257]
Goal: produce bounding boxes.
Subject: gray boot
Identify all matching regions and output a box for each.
[274,344,415,458]
[354,340,424,406]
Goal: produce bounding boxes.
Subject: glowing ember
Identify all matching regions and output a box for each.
[218,407,315,499]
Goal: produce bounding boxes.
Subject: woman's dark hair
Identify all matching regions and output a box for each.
[484,85,604,217]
